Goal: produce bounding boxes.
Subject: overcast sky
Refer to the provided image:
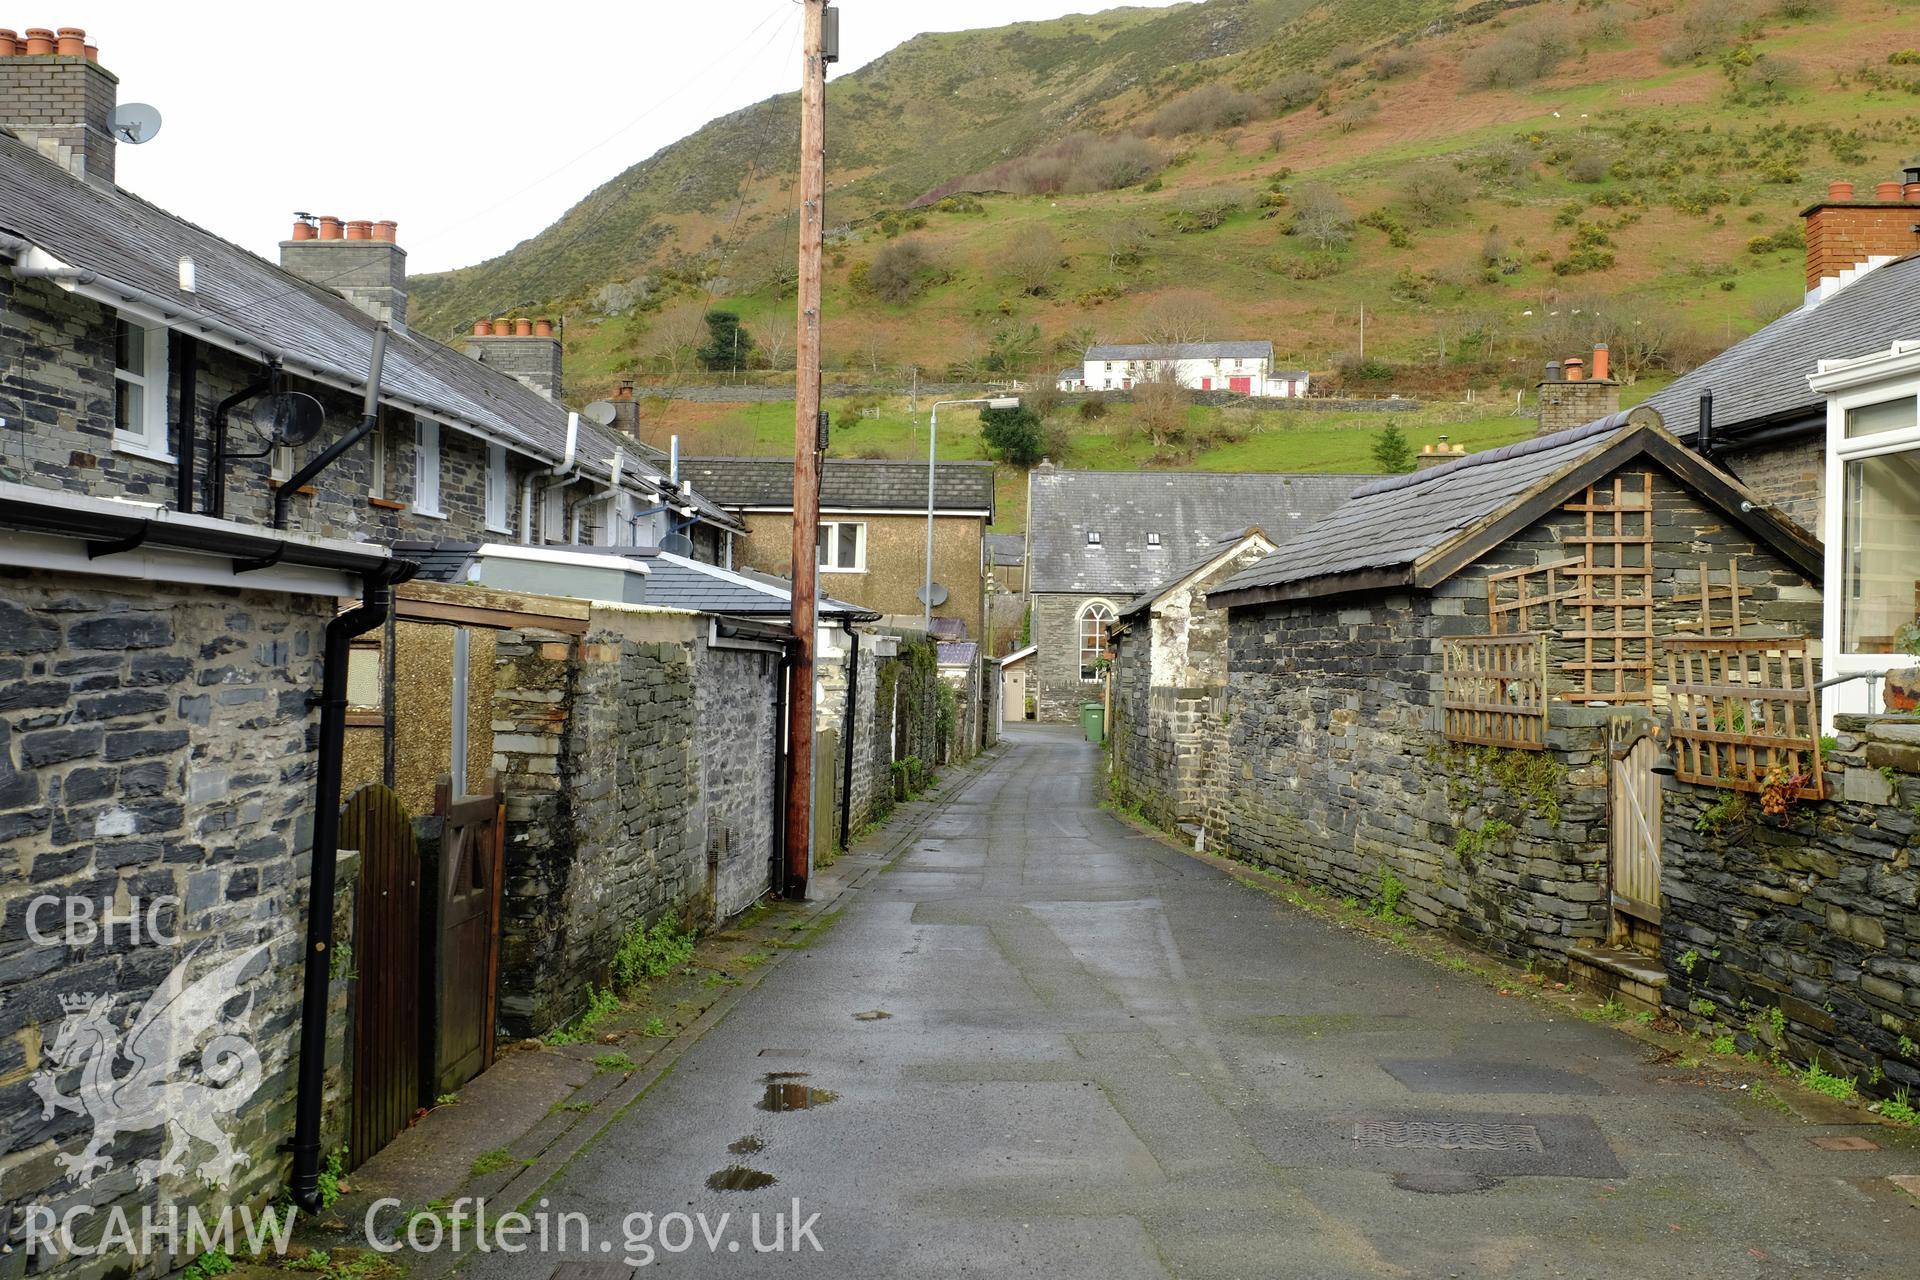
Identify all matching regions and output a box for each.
[58,1,1117,275]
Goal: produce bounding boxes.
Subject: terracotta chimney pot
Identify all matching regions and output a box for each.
[1591,342,1610,381]
[0,30,19,56]
[1564,357,1585,381]
[55,27,85,56]
[317,215,343,240]
[373,219,399,243]
[1826,180,1854,201]
[83,43,97,61]
[344,220,372,241]
[1875,181,1903,201]
[534,318,554,337]
[291,219,316,241]
[513,318,534,337]
[23,29,55,55]
[473,320,492,337]
[1905,183,1920,205]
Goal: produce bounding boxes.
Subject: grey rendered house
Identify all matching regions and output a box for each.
[1023,466,1364,720]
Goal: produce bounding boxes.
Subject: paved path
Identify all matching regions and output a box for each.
[460,725,1920,1279]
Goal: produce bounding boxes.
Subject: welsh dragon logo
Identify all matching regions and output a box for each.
[31,945,270,1188]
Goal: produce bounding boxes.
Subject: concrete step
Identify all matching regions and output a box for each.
[1568,943,1666,1015]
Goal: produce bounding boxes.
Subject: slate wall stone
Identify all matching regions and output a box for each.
[692,639,779,920]
[0,568,356,1262]
[1661,716,1920,1098]
[1031,591,1117,722]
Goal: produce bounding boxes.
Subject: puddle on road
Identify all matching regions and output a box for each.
[707,1166,777,1192]
[758,1072,838,1112]
[729,1135,767,1154]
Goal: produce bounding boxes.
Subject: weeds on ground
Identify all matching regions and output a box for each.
[642,1016,669,1037]
[1880,1090,1918,1126]
[547,1100,593,1117]
[546,986,621,1046]
[1801,1056,1858,1101]
[182,1252,233,1280]
[614,919,698,986]
[470,1148,526,1177]
[594,1051,638,1074]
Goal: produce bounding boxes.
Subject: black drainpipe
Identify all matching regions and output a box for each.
[1697,390,1715,464]
[173,334,198,513]
[290,561,408,1207]
[838,626,860,849]
[276,324,390,530]
[207,370,275,518]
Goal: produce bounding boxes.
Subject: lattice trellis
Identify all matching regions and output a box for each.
[1442,633,1548,750]
[1485,558,1582,637]
[1666,635,1825,799]
[1670,557,1754,638]
[1561,473,1655,702]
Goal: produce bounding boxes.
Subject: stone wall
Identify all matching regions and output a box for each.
[0,568,355,1263]
[1660,716,1920,1100]
[692,640,780,920]
[1721,436,1824,535]
[1031,591,1117,722]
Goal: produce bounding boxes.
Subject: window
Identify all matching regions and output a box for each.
[368,422,387,500]
[1079,602,1115,681]
[816,520,866,571]
[113,313,171,459]
[414,421,443,517]
[1146,532,1161,547]
[1839,414,1920,653]
[485,443,511,533]
[1086,531,1101,546]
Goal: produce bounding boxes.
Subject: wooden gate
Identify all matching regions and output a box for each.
[344,783,422,1168]
[1608,732,1663,950]
[430,773,504,1097]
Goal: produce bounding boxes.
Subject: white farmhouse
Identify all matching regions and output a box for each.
[1056,341,1308,398]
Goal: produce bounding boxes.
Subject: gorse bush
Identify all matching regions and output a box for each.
[921,133,1162,201]
[1262,70,1327,113]
[1143,82,1258,137]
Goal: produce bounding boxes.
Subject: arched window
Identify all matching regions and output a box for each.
[1079,601,1116,681]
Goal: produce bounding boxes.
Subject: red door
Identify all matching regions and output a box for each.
[1200,377,1212,390]
[1229,376,1253,395]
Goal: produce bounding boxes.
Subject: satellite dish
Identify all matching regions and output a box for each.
[916,583,950,607]
[582,400,618,426]
[660,532,694,557]
[250,391,326,447]
[109,103,163,145]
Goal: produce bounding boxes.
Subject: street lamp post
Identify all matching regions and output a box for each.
[925,396,1019,631]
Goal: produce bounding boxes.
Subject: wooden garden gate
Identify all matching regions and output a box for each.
[343,783,421,1168]
[1607,728,1663,951]
[430,773,505,1097]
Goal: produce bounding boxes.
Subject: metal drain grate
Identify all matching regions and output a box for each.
[1353,1120,1544,1152]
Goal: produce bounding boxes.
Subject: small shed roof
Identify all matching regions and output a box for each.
[1210,412,1823,608]
[937,641,980,666]
[985,533,1026,566]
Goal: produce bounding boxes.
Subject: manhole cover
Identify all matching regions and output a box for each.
[1808,1134,1879,1152]
[1353,1120,1544,1152]
[1392,1170,1503,1194]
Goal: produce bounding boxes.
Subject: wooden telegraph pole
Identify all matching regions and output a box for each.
[784,0,832,899]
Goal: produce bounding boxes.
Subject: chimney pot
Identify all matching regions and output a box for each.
[23,29,54,55]
[290,218,315,241]
[1875,180,1903,201]
[514,318,534,337]
[1828,180,1855,201]
[317,215,343,240]
[534,318,554,337]
[344,219,372,241]
[1905,183,1920,205]
[55,27,85,56]
[1564,356,1585,381]
[0,30,18,56]
[373,219,398,243]
[1544,360,1562,383]
[83,43,97,61]
[1590,342,1610,381]
[473,320,492,338]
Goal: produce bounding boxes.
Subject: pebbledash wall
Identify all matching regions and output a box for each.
[488,606,779,1039]
[0,569,355,1262]
[1661,716,1920,1100]
[1210,466,1821,969]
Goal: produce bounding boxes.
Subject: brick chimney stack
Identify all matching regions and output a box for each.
[1801,171,1920,305]
[0,28,119,183]
[1536,343,1620,436]
[463,317,565,401]
[280,215,409,326]
[1415,437,1469,470]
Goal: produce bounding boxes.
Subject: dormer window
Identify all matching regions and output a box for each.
[1147,532,1161,547]
[1087,531,1102,546]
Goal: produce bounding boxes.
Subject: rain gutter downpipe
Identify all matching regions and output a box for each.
[538,412,582,538]
[290,558,409,1208]
[275,324,390,529]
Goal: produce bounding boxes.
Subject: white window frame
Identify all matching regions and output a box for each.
[816,519,867,572]
[368,420,387,500]
[1811,343,1920,725]
[1146,531,1161,547]
[485,443,511,533]
[1078,600,1117,683]
[414,420,444,518]
[542,484,567,543]
[112,312,172,461]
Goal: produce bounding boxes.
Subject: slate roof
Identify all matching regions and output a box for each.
[1086,341,1274,362]
[937,641,979,667]
[985,533,1025,566]
[1027,469,1367,595]
[679,457,996,515]
[1643,254,1920,441]
[1118,530,1271,618]
[392,540,481,584]
[1212,417,1635,600]
[0,133,741,534]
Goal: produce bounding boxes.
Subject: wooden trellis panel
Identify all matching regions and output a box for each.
[1666,635,1824,799]
[1485,557,1583,636]
[1560,472,1655,703]
[1442,633,1548,750]
[1670,558,1752,638]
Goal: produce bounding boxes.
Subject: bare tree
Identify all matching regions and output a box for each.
[1004,226,1066,297]
[1290,184,1353,252]
[644,303,708,380]
[1099,217,1153,271]
[1139,288,1227,347]
[756,313,796,371]
[1331,97,1380,134]
[1134,360,1191,450]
